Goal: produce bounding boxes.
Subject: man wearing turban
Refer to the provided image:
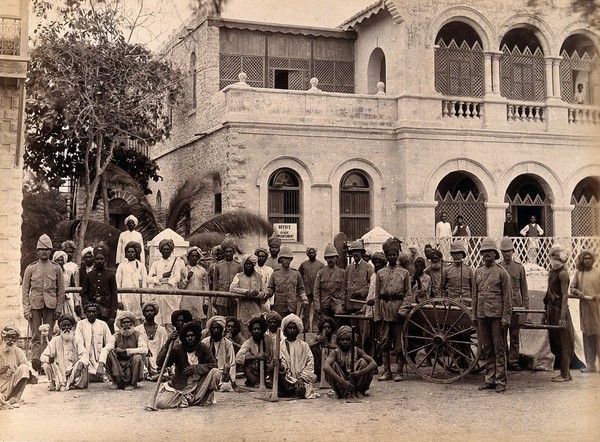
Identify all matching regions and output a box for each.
[22,234,65,373]
[230,255,269,336]
[571,250,600,373]
[134,301,169,379]
[178,247,209,326]
[375,238,411,382]
[98,311,148,390]
[0,326,36,406]
[298,247,324,333]
[81,245,118,332]
[309,316,337,382]
[74,303,112,382]
[53,251,79,319]
[116,214,145,267]
[323,325,377,401]
[155,321,220,409]
[41,314,89,391]
[254,247,274,313]
[116,241,148,324]
[213,238,243,317]
[202,316,236,391]
[278,314,317,399]
[266,236,282,271]
[235,316,273,388]
[148,237,185,326]
[424,248,444,297]
[265,311,284,344]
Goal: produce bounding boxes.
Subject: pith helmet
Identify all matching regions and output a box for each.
[480,238,500,259]
[347,240,365,252]
[449,241,467,257]
[500,236,514,251]
[278,246,294,261]
[323,244,339,258]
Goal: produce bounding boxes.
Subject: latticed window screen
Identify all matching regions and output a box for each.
[571,194,600,236]
[435,190,487,236]
[0,18,21,56]
[340,171,371,241]
[435,39,484,97]
[315,60,355,93]
[220,54,265,89]
[268,169,301,240]
[560,50,599,105]
[267,58,310,90]
[500,45,546,101]
[504,193,554,236]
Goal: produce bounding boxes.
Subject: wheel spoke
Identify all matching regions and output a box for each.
[446,343,473,361]
[448,352,464,373]
[447,339,478,346]
[446,326,476,340]
[404,334,434,341]
[447,309,468,332]
[431,300,442,329]
[416,307,438,335]
[415,347,435,369]
[406,342,432,356]
[430,350,439,377]
[407,318,435,337]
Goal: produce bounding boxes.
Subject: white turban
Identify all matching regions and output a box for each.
[116,311,137,328]
[281,314,303,333]
[125,215,138,226]
[549,243,568,263]
[81,246,94,258]
[206,315,226,331]
[53,251,67,262]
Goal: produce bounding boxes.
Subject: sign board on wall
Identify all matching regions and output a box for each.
[273,223,297,242]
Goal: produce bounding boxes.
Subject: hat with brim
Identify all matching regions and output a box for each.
[348,240,365,252]
[480,238,500,260]
[278,246,294,261]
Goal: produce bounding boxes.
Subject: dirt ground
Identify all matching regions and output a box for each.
[0,364,598,442]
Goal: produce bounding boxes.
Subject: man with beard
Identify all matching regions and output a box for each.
[22,234,65,373]
[135,301,169,380]
[314,244,346,323]
[225,317,245,354]
[440,242,474,304]
[116,241,147,325]
[77,246,95,288]
[179,246,209,325]
[81,245,118,332]
[323,325,377,400]
[255,247,274,313]
[265,236,282,271]
[230,255,267,337]
[201,316,236,391]
[155,321,220,409]
[116,215,145,267]
[236,316,273,388]
[213,238,243,317]
[298,247,325,332]
[344,241,373,315]
[0,326,36,406]
[41,313,89,391]
[411,257,431,303]
[503,211,519,237]
[473,238,512,393]
[278,314,318,399]
[98,311,148,390]
[571,250,600,373]
[309,316,337,381]
[424,249,444,297]
[169,309,193,343]
[374,238,411,382]
[75,303,112,382]
[268,246,309,318]
[265,311,284,344]
[148,239,185,326]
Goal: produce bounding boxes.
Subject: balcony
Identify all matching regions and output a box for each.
[0,0,29,79]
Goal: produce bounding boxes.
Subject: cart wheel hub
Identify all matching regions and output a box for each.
[433,333,446,346]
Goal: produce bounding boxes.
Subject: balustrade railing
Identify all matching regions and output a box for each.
[442,99,483,118]
[568,106,600,124]
[507,103,545,122]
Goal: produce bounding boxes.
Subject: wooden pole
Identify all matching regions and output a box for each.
[145,340,175,411]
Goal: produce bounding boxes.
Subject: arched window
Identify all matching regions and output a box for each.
[500,28,546,101]
[571,177,600,236]
[268,169,301,241]
[367,48,386,94]
[213,173,222,215]
[190,52,197,109]
[435,22,484,97]
[340,170,371,241]
[560,34,599,105]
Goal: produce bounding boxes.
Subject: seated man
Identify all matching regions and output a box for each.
[225,317,245,354]
[155,321,220,409]
[98,311,148,390]
[170,309,193,343]
[235,317,273,388]
[75,303,112,382]
[323,325,377,400]
[41,314,89,391]
[278,314,318,399]
[309,316,337,381]
[135,301,169,380]
[0,326,36,407]
[201,316,236,391]
[265,311,284,344]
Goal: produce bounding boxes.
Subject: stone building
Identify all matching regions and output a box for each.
[0,0,27,325]
[150,0,600,256]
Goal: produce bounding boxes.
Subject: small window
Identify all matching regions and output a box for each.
[340,170,371,241]
[268,169,301,241]
[274,70,289,89]
[190,52,197,109]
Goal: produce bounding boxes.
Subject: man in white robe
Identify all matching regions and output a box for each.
[134,301,169,379]
[116,215,145,266]
[116,241,148,324]
[178,246,209,325]
[74,303,112,382]
[201,316,236,391]
[148,238,185,326]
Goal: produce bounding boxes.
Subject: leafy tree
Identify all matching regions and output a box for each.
[26,0,182,259]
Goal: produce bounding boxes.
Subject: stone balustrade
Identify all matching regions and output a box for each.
[568,105,600,124]
[442,99,483,118]
[507,102,545,122]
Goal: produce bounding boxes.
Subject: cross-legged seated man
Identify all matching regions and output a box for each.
[236,317,273,388]
[0,326,37,407]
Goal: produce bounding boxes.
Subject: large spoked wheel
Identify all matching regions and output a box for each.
[403,298,480,384]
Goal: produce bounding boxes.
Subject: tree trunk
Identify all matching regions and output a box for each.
[102,172,110,224]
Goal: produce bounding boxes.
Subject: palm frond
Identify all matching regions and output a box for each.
[166,177,207,232]
[189,210,274,237]
[105,163,146,201]
[186,232,227,251]
[129,200,161,243]
[56,220,121,268]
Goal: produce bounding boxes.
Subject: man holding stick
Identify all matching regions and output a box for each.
[324,325,376,400]
[236,317,273,388]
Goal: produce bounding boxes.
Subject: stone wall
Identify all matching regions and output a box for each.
[0,79,24,327]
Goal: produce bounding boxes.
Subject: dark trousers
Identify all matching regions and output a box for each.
[507,315,521,365]
[30,308,56,361]
[478,317,507,387]
[546,304,573,378]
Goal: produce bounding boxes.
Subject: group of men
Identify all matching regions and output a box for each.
[9,220,599,409]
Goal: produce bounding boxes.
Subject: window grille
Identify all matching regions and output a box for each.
[560,49,599,105]
[571,194,600,236]
[340,171,371,241]
[220,54,265,89]
[315,60,355,93]
[504,192,553,237]
[435,190,487,236]
[435,39,484,97]
[500,45,546,101]
[0,18,20,56]
[268,169,301,241]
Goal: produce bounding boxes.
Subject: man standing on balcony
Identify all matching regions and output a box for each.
[499,237,529,371]
[116,215,145,268]
[435,212,452,238]
[574,83,586,104]
[520,215,544,265]
[503,211,520,237]
[452,215,471,237]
